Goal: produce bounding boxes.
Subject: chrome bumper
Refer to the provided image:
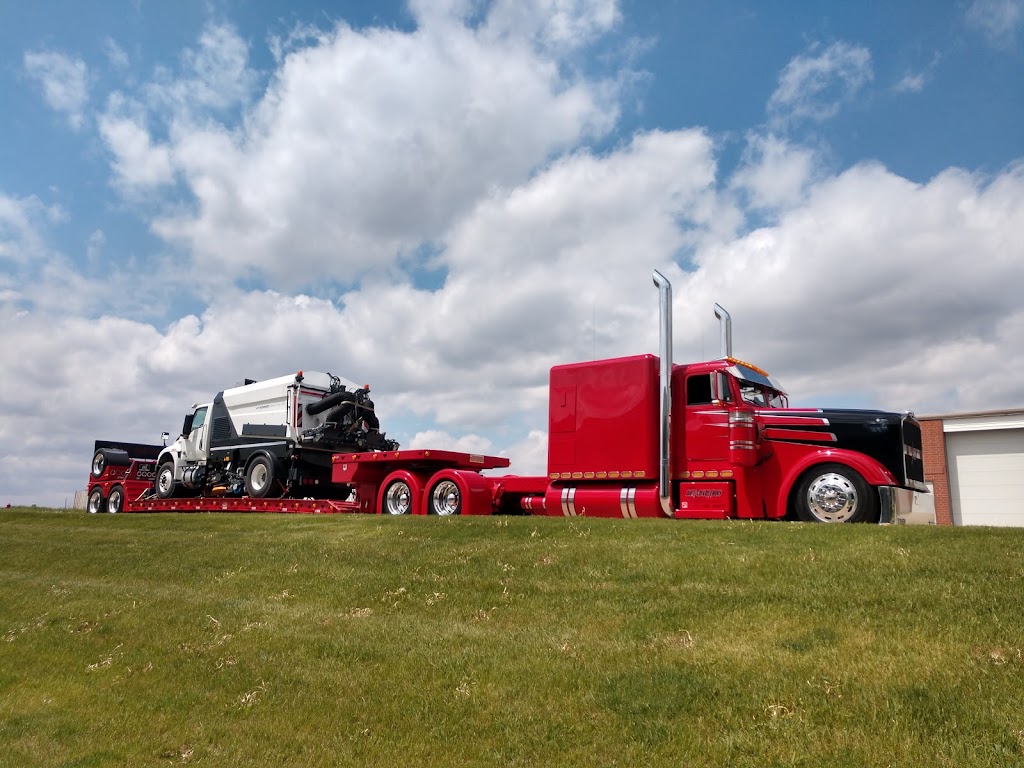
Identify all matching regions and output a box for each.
[879,485,935,525]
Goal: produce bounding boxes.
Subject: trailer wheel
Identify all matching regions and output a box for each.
[87,487,104,514]
[155,461,176,499]
[794,464,878,523]
[91,451,108,478]
[383,479,414,515]
[245,455,276,499]
[106,485,124,514]
[429,479,462,516]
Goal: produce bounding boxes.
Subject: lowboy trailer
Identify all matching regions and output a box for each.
[87,270,928,523]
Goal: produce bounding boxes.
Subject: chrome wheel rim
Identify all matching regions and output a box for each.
[107,489,122,514]
[806,473,858,522]
[92,454,105,477]
[88,492,102,514]
[385,481,413,515]
[431,480,461,516]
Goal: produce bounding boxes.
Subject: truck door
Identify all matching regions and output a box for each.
[183,406,210,463]
[684,372,731,464]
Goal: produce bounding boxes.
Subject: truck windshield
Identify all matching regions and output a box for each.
[739,382,767,406]
[737,381,788,408]
[726,363,788,408]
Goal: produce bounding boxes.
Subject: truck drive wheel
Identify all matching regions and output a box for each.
[245,455,277,499]
[155,461,177,499]
[87,487,104,514]
[794,463,878,523]
[106,485,124,514]
[429,479,462,516]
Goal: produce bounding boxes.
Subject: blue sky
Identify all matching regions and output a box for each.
[1,0,1022,506]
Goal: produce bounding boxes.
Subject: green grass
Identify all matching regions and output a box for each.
[2,509,1024,767]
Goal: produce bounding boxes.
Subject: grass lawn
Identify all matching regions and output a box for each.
[1,508,1023,767]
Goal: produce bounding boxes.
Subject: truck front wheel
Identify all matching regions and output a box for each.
[245,456,277,499]
[794,463,878,523]
[155,461,177,499]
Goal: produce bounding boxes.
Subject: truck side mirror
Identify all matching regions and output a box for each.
[182,414,195,436]
[712,372,731,403]
[161,432,170,446]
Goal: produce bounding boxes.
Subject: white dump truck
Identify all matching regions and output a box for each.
[154,371,398,500]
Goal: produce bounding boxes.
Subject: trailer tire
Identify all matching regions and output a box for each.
[794,463,878,524]
[245,455,277,499]
[155,461,177,500]
[106,485,124,514]
[383,479,414,515]
[429,479,462,516]
[87,487,104,514]
[92,448,131,477]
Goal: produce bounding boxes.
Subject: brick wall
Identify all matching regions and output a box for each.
[920,418,952,525]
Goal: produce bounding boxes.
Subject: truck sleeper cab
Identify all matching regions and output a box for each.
[541,272,927,524]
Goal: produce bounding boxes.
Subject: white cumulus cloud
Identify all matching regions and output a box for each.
[23,50,90,130]
[768,41,873,127]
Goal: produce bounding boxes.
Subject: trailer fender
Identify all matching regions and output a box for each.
[378,470,426,516]
[776,449,897,520]
[423,469,495,516]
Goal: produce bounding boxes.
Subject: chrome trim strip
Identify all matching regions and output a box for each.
[619,487,637,518]
[561,486,577,517]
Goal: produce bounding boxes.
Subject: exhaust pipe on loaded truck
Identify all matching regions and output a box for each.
[714,303,732,359]
[652,270,673,517]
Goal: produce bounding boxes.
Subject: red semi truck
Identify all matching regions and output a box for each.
[87,270,927,523]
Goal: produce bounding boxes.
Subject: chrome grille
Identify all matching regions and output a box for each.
[901,417,927,490]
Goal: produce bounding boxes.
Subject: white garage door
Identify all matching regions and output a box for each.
[947,428,1024,526]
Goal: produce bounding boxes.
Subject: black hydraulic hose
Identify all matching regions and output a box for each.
[306,389,356,416]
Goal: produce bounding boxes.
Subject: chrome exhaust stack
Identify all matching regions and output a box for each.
[652,270,673,517]
[714,303,732,359]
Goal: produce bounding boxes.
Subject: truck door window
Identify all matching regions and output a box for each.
[190,407,208,432]
[686,374,713,405]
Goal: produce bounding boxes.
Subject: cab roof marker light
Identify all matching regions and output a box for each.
[726,356,771,378]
